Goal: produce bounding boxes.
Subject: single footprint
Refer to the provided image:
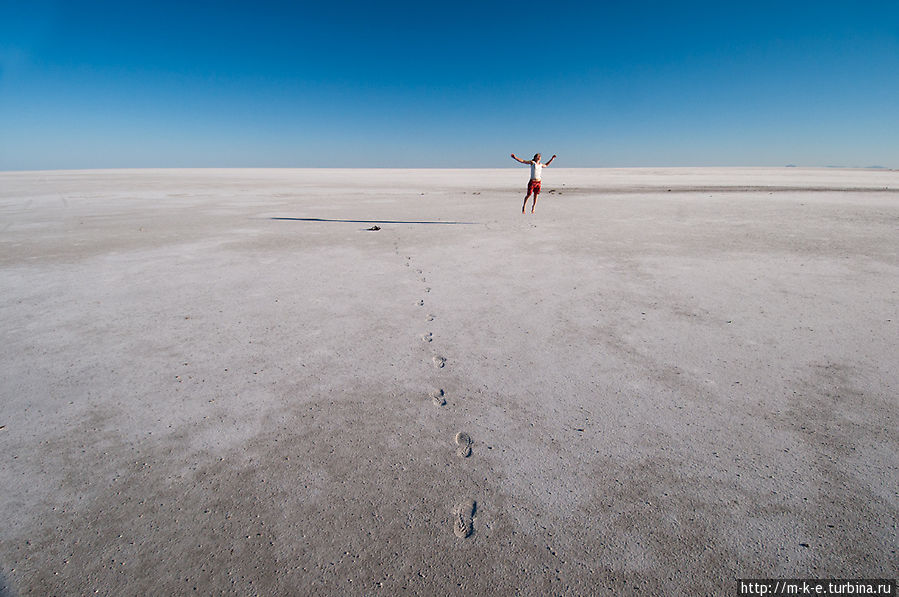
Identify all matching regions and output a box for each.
[453,499,476,538]
[431,389,446,406]
[422,332,433,343]
[424,287,431,293]
[417,299,424,306]
[432,356,446,368]
[426,314,435,322]
[455,431,472,458]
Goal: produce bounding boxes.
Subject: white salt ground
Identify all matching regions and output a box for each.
[0,167,896,595]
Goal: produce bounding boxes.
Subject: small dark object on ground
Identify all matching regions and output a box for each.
[367,225,381,231]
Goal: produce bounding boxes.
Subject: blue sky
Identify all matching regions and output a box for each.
[1,1,897,169]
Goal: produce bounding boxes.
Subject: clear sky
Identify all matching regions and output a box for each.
[1,1,897,169]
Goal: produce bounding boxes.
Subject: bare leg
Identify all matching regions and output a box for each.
[531,192,538,213]
[522,193,531,214]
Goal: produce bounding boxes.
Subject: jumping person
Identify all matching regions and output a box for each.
[511,152,556,213]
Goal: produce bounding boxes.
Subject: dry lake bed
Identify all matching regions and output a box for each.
[1,167,896,595]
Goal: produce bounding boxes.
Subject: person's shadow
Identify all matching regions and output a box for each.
[271,217,475,225]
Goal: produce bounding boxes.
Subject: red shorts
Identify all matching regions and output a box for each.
[527,179,541,194]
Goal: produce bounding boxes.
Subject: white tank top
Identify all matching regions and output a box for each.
[530,162,543,180]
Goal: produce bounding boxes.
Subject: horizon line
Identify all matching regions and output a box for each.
[1,165,895,174]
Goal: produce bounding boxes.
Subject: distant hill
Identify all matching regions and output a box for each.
[824,165,888,169]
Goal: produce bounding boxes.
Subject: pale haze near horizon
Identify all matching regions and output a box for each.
[1,1,897,171]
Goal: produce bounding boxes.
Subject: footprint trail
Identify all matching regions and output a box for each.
[398,247,478,539]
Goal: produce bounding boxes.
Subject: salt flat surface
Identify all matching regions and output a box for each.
[0,168,897,594]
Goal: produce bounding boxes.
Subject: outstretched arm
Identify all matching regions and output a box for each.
[544,154,557,166]
[510,153,531,164]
